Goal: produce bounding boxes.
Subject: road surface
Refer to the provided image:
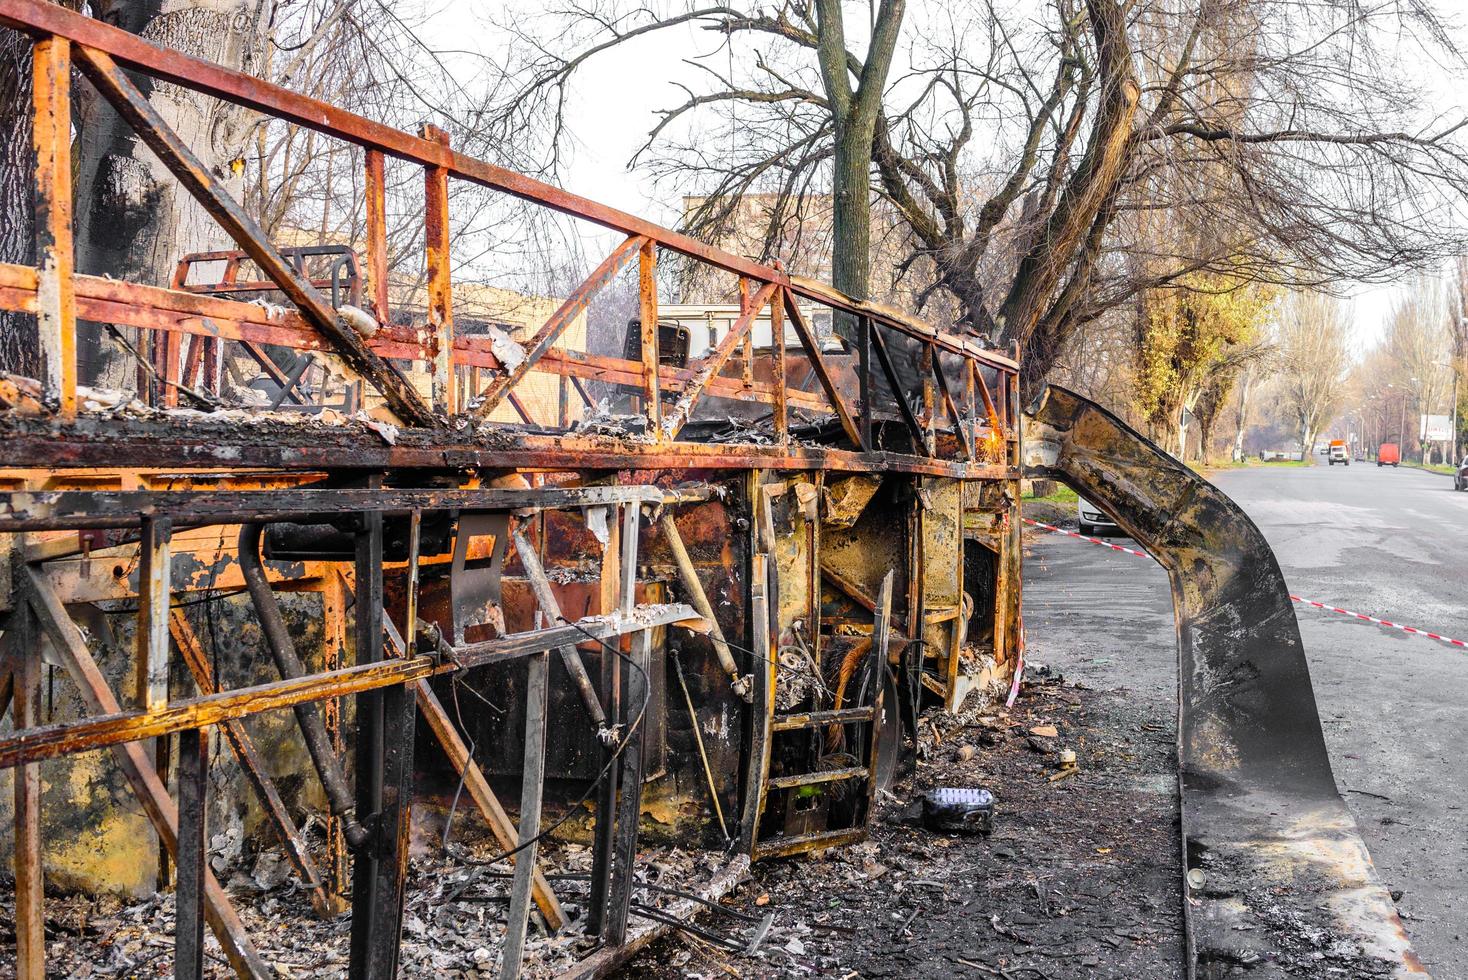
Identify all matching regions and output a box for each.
[1022,462,1468,976]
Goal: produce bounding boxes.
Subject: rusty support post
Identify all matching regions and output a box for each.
[365,149,390,325]
[587,499,624,938]
[739,553,774,855]
[501,647,550,979]
[770,289,788,443]
[136,516,172,712]
[349,505,415,980]
[638,240,661,437]
[32,34,76,417]
[25,569,272,978]
[920,344,936,454]
[781,295,863,449]
[175,726,208,980]
[421,124,456,415]
[605,626,652,945]
[11,603,44,980]
[320,570,351,905]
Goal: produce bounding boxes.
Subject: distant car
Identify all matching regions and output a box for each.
[1327,444,1349,465]
[1456,458,1468,491]
[1077,497,1119,537]
[1378,443,1400,467]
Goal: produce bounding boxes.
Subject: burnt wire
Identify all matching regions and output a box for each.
[441,615,651,869]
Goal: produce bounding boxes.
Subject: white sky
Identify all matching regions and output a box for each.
[423,2,1468,354]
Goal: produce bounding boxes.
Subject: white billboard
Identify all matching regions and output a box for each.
[1421,414,1452,442]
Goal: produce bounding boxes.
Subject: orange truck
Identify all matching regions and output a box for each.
[1378,443,1400,467]
[1328,440,1349,465]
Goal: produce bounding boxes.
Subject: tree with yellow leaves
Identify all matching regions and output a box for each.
[1133,273,1275,460]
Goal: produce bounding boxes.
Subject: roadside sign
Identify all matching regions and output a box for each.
[1421,414,1452,441]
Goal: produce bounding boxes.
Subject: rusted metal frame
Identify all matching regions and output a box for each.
[662,280,777,440]
[365,149,390,323]
[170,610,335,917]
[472,234,646,418]
[0,603,700,770]
[782,294,864,450]
[604,626,653,945]
[501,645,551,979]
[739,552,775,856]
[931,350,972,460]
[765,766,867,790]
[31,34,76,417]
[383,616,566,930]
[0,485,667,531]
[510,526,610,735]
[973,363,1002,435]
[656,509,747,698]
[638,240,662,437]
[23,568,272,978]
[10,603,44,980]
[770,290,788,443]
[571,374,595,409]
[70,46,435,428]
[587,500,624,939]
[963,360,979,458]
[420,124,457,415]
[176,725,208,980]
[1,0,1020,373]
[867,322,930,456]
[245,344,309,405]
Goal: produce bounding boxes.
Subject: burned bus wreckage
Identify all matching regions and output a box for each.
[0,3,1425,978]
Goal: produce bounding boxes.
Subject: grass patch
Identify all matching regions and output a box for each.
[1404,461,1455,476]
[1023,484,1078,504]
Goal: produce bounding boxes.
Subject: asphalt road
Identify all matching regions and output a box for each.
[1022,462,1468,977]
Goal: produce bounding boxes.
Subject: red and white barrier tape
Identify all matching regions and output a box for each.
[1022,516,1468,650]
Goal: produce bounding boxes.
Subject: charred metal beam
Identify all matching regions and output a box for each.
[0,485,667,531]
[70,45,435,428]
[867,324,929,455]
[10,606,44,980]
[0,603,702,769]
[501,647,550,980]
[604,628,653,945]
[511,526,610,736]
[31,34,75,417]
[782,293,863,450]
[239,523,368,849]
[657,509,748,699]
[175,726,208,980]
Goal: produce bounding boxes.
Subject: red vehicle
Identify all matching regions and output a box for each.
[1378,443,1400,467]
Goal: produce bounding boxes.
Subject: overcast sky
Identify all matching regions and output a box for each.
[424,2,1468,354]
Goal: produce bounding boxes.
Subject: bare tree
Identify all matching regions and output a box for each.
[1273,291,1352,462]
[485,0,1468,398]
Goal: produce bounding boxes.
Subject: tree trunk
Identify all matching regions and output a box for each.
[75,0,261,386]
[1232,373,1254,461]
[0,28,38,377]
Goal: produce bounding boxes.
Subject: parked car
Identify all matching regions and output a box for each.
[1077,496,1120,536]
[1327,442,1349,465]
[1378,443,1400,467]
[1456,457,1468,491]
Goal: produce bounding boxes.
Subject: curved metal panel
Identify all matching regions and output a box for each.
[1024,385,1424,978]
